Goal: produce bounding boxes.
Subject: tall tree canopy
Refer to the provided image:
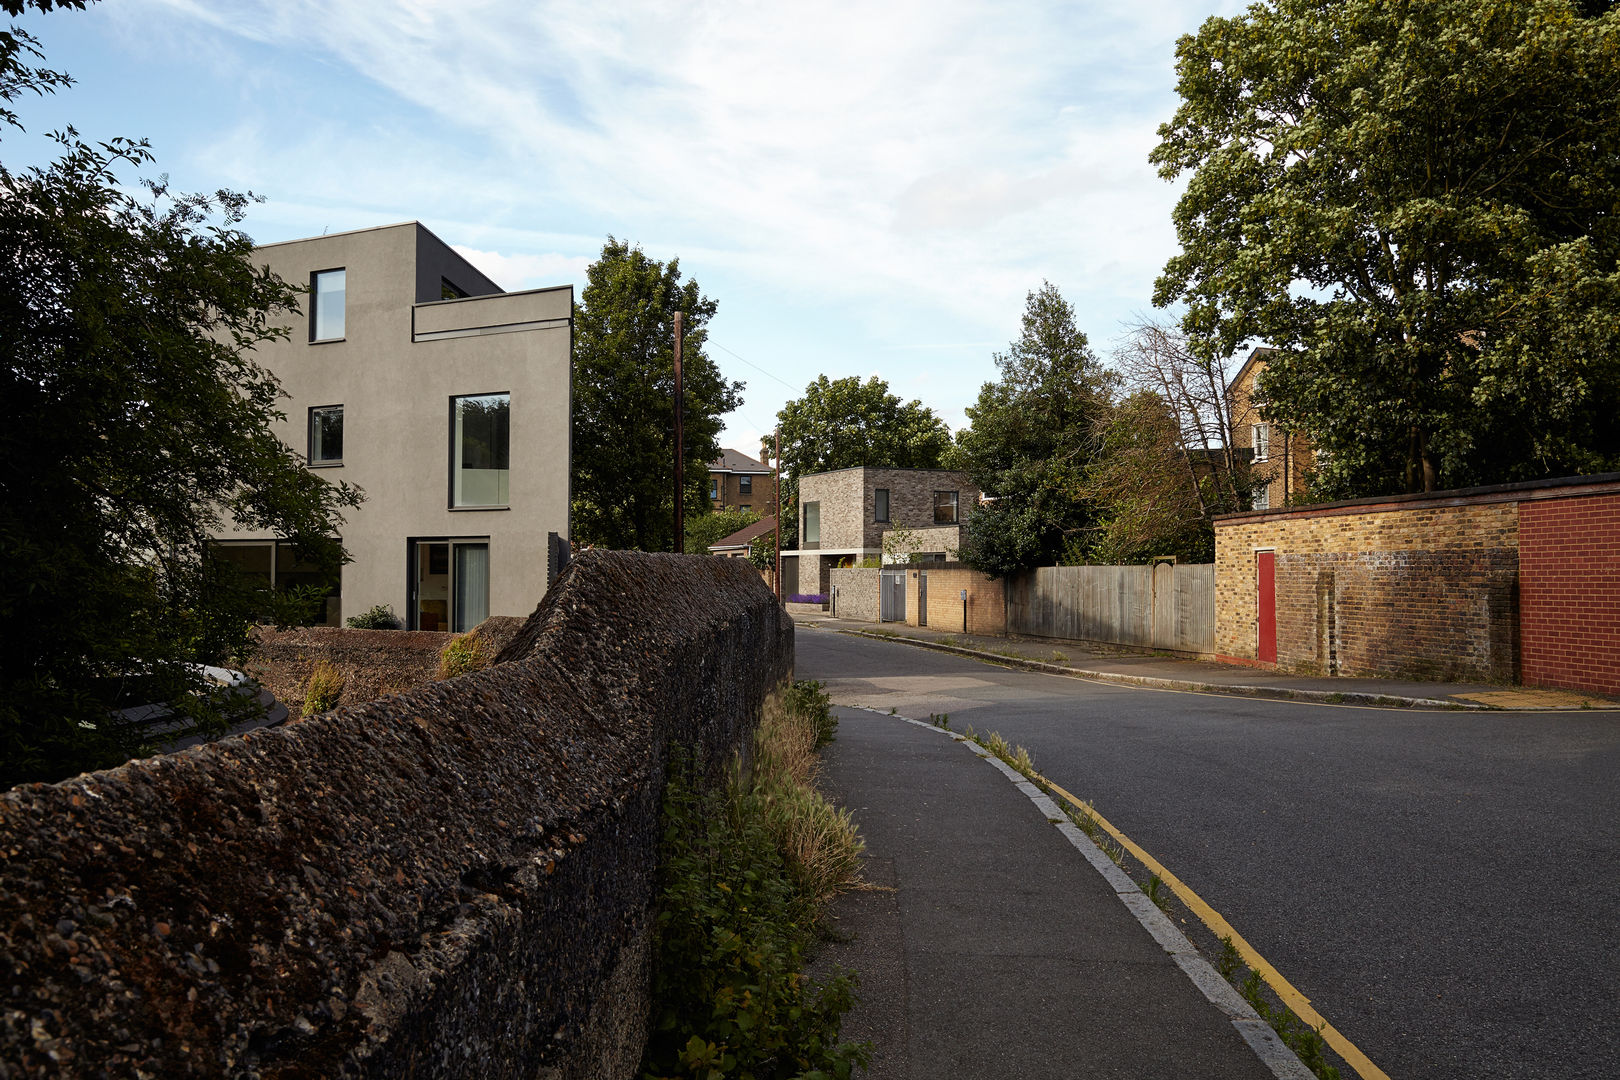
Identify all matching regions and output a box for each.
[571,238,743,551]
[955,282,1113,576]
[1153,0,1620,496]
[1,10,361,785]
[770,375,951,544]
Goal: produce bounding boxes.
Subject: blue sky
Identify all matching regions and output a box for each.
[10,0,1244,462]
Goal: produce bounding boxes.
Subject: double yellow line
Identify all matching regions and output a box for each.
[1039,776,1392,1080]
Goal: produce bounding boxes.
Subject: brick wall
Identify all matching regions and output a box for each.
[709,469,776,513]
[797,467,979,553]
[909,566,1006,635]
[1520,493,1620,694]
[829,567,881,621]
[1215,501,1520,681]
[799,469,865,550]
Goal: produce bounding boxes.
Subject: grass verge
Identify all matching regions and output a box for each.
[640,680,870,1080]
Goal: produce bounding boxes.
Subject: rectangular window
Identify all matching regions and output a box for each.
[311,268,345,341]
[710,477,719,500]
[451,392,510,507]
[739,475,752,494]
[933,490,959,524]
[740,504,750,511]
[1252,423,1271,462]
[1253,485,1271,511]
[410,538,489,632]
[803,501,820,545]
[308,405,343,465]
[874,488,890,522]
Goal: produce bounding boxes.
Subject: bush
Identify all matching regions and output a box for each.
[301,660,344,716]
[787,592,828,605]
[436,632,489,680]
[345,603,400,630]
[780,678,836,749]
[640,681,867,1079]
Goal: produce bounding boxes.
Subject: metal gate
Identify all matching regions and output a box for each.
[880,567,906,622]
[917,571,928,627]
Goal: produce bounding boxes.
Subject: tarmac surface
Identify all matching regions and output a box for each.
[800,622,1620,1080]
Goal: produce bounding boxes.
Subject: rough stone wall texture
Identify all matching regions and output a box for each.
[1519,493,1620,695]
[911,567,1005,635]
[828,568,880,622]
[248,617,526,712]
[882,524,963,560]
[1215,501,1520,681]
[0,551,792,1080]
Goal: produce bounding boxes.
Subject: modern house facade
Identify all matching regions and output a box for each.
[1228,347,1315,510]
[211,222,572,631]
[779,467,979,596]
[708,448,776,513]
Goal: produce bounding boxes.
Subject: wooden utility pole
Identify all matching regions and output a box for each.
[672,311,684,553]
[773,427,782,601]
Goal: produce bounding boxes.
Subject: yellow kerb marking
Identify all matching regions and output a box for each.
[1041,776,1392,1080]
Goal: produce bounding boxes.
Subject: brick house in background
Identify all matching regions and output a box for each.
[779,467,980,596]
[1229,346,1314,510]
[708,449,776,513]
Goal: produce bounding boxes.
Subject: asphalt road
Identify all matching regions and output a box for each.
[797,626,1620,1080]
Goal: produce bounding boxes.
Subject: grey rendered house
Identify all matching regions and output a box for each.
[210,222,572,631]
[780,467,979,596]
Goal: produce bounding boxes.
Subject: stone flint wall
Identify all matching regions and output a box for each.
[0,551,793,1079]
[828,568,880,622]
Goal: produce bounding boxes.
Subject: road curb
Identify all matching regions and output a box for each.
[833,628,1489,711]
[865,707,1319,1080]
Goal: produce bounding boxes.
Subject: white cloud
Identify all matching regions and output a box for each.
[452,247,591,291]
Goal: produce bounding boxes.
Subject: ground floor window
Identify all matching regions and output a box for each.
[409,537,490,632]
[208,540,340,625]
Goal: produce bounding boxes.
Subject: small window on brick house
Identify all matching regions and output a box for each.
[709,477,719,500]
[1253,484,1270,511]
[739,475,752,494]
[874,488,890,522]
[933,490,959,524]
[803,501,820,544]
[1252,423,1271,462]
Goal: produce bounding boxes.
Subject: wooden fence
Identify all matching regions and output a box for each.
[1006,563,1215,655]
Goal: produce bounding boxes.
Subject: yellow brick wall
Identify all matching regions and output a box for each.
[907,567,1006,635]
[1214,501,1520,680]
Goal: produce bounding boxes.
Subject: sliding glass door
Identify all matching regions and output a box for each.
[409,538,490,632]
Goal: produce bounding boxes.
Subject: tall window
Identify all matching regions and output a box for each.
[874,488,890,523]
[739,475,752,494]
[933,490,959,524]
[452,393,510,507]
[803,501,820,545]
[709,477,719,500]
[308,405,343,465]
[311,269,345,341]
[1253,485,1271,511]
[1252,423,1271,462]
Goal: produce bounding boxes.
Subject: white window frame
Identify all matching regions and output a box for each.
[1252,423,1271,463]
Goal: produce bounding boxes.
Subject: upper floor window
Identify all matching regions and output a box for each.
[309,405,343,465]
[739,475,753,495]
[874,488,890,523]
[709,477,719,500]
[933,490,959,524]
[311,268,346,341]
[452,393,510,507]
[803,501,820,545]
[1253,484,1271,511]
[441,277,467,300]
[1252,423,1271,463]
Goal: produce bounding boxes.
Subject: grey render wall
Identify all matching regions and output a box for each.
[215,222,572,626]
[1007,563,1216,655]
[0,551,792,1079]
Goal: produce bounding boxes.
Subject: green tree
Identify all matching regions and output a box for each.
[1153,0,1620,497]
[769,374,952,546]
[955,282,1113,575]
[684,507,760,555]
[1086,390,1217,564]
[1,16,361,785]
[571,238,742,551]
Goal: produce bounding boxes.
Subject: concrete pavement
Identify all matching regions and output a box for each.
[795,614,1620,711]
[813,704,1312,1079]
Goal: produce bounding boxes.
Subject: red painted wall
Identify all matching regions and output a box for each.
[1519,494,1620,695]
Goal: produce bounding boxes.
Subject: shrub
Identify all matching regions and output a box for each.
[436,632,489,680]
[780,678,836,748]
[345,603,400,630]
[301,660,344,716]
[787,592,828,605]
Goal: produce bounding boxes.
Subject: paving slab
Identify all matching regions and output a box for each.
[814,706,1283,1080]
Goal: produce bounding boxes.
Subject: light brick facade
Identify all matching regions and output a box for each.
[1213,475,1620,692]
[1229,347,1314,510]
[906,567,1006,635]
